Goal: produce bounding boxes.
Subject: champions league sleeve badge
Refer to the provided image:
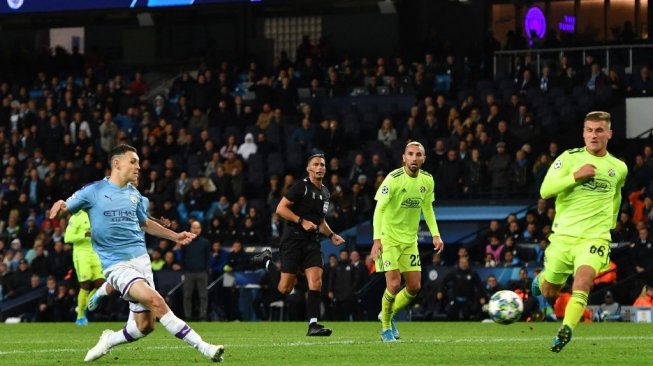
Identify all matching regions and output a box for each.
[381,185,389,194]
[553,159,562,169]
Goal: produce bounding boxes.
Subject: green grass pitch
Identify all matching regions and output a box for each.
[1,322,652,365]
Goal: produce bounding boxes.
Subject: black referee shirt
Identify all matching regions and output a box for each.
[282,178,330,241]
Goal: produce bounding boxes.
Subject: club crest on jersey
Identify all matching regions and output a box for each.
[553,160,562,169]
[420,185,426,193]
[381,186,389,194]
[608,168,615,177]
[130,194,138,205]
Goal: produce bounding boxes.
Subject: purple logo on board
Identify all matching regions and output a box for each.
[524,7,546,45]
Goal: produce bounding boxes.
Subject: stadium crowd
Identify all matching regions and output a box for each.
[0,34,652,322]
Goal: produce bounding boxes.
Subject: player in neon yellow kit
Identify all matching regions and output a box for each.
[532,111,627,352]
[65,210,106,325]
[372,141,444,342]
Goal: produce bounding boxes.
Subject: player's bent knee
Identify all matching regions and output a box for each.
[386,282,401,294]
[309,279,322,291]
[147,294,169,314]
[277,284,292,295]
[406,283,421,295]
[139,321,156,334]
[542,287,560,301]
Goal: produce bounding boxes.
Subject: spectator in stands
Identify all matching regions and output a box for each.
[99,112,118,158]
[538,65,557,93]
[328,249,355,321]
[629,187,650,225]
[595,291,621,321]
[488,142,511,197]
[223,151,243,176]
[150,249,165,271]
[439,256,483,321]
[607,68,625,99]
[644,145,653,169]
[633,284,653,306]
[237,133,257,162]
[7,258,32,298]
[188,107,209,132]
[435,149,463,198]
[629,65,653,96]
[629,226,653,272]
[509,149,531,194]
[0,261,10,297]
[461,147,484,196]
[162,251,182,272]
[500,249,520,267]
[517,69,536,95]
[377,118,397,148]
[45,241,71,281]
[290,118,315,153]
[618,211,637,242]
[509,267,537,320]
[182,221,211,321]
[485,235,504,264]
[36,276,64,321]
[239,217,262,246]
[484,274,502,298]
[532,153,552,195]
[632,155,653,192]
[585,62,607,92]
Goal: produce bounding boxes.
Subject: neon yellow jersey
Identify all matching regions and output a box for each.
[373,167,440,247]
[64,210,96,257]
[540,147,627,241]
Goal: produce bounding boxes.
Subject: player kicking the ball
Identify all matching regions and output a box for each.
[532,111,627,352]
[51,144,224,362]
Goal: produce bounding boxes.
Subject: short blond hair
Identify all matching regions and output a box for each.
[405,141,425,154]
[585,111,611,129]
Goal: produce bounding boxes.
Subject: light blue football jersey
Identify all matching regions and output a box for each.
[66,177,148,269]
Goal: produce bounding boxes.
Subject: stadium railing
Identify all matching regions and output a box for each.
[494,44,653,78]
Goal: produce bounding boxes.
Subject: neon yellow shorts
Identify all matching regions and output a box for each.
[375,243,421,273]
[543,233,611,285]
[73,252,105,283]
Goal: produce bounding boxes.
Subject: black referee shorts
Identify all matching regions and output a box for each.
[280,237,323,274]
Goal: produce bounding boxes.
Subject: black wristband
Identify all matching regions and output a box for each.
[298,217,303,225]
[328,232,335,239]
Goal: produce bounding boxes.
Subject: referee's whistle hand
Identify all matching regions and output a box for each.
[332,235,345,246]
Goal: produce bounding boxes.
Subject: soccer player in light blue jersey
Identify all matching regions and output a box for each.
[50,144,224,363]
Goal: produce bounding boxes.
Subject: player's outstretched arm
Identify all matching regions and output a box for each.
[148,216,172,228]
[141,218,196,244]
[49,200,69,219]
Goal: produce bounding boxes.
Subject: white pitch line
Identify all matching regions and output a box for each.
[2,335,653,356]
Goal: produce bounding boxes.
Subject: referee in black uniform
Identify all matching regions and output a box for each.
[269,153,345,336]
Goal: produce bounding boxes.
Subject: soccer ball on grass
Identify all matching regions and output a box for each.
[488,290,524,325]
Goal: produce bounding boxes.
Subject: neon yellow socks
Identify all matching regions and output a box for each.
[392,288,416,317]
[381,289,396,330]
[563,290,588,330]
